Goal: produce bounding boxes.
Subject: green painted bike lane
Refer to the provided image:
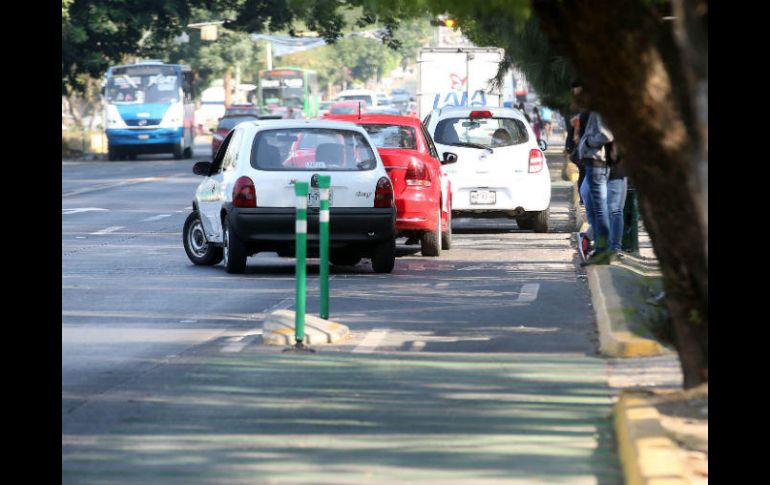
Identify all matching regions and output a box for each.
[63,350,621,484]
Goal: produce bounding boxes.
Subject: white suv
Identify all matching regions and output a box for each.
[183,119,397,273]
[424,106,551,232]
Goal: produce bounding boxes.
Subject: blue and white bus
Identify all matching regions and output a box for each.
[103,61,195,160]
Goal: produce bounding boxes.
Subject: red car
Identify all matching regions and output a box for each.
[210,115,258,158]
[325,114,455,256]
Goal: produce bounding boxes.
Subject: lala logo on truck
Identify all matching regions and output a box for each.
[433,90,488,110]
[433,72,488,109]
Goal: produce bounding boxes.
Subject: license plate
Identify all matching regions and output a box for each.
[308,189,333,207]
[470,190,496,205]
[137,134,150,140]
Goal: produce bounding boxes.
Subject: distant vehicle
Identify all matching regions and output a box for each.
[324,114,455,256]
[336,89,379,107]
[267,106,305,119]
[224,104,260,118]
[424,106,551,232]
[183,119,397,273]
[102,60,196,160]
[258,67,320,118]
[390,89,410,113]
[318,100,333,117]
[324,101,367,116]
[416,47,505,120]
[376,92,391,106]
[404,102,418,118]
[366,107,402,116]
[210,115,259,158]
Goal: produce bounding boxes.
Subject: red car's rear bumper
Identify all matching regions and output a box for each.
[395,187,439,233]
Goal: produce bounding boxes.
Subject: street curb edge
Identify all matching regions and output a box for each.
[614,390,689,485]
[585,266,665,358]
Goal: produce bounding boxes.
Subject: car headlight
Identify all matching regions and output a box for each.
[105,105,127,129]
[160,103,184,128]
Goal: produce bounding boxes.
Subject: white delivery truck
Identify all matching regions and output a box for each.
[416,47,505,121]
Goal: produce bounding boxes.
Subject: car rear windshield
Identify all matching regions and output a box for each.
[251,128,377,171]
[218,116,258,130]
[361,124,417,149]
[434,117,529,148]
[330,105,359,114]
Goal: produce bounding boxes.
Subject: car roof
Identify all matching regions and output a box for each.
[322,114,422,127]
[434,106,528,121]
[240,118,366,133]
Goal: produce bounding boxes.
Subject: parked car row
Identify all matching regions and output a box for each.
[186,105,551,274]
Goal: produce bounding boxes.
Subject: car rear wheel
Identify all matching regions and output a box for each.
[183,212,223,266]
[173,140,184,160]
[533,208,550,233]
[441,205,452,250]
[108,146,119,161]
[371,238,395,273]
[223,217,247,274]
[421,208,442,257]
[516,215,535,230]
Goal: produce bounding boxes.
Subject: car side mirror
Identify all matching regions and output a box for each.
[209,128,215,134]
[193,161,211,176]
[538,139,548,151]
[442,152,458,165]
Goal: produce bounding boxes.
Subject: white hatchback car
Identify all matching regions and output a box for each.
[424,106,551,232]
[183,119,397,273]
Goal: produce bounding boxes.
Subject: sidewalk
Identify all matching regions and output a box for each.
[576,205,708,484]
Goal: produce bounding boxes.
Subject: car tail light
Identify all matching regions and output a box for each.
[374,177,394,208]
[469,110,493,119]
[528,149,544,173]
[405,159,431,187]
[232,176,257,208]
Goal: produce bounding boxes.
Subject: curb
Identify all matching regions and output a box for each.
[585,266,665,357]
[614,390,689,485]
[262,309,350,346]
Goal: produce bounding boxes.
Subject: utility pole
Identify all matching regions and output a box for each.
[266,41,273,71]
[234,61,241,103]
[223,68,232,108]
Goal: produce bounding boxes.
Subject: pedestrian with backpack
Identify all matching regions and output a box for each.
[578,110,615,266]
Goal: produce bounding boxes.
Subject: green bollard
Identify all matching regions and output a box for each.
[294,182,309,345]
[318,175,331,320]
[622,185,639,253]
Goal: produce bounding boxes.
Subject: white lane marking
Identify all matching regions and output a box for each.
[410,341,426,352]
[89,226,124,235]
[220,297,296,353]
[62,207,109,215]
[142,214,172,222]
[63,177,163,198]
[516,283,540,302]
[352,329,389,354]
[222,330,264,353]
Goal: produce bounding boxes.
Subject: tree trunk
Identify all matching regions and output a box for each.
[223,68,233,108]
[532,0,708,388]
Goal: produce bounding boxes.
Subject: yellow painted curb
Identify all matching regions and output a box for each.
[614,391,689,485]
[585,266,665,357]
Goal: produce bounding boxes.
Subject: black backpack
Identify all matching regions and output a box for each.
[604,141,620,165]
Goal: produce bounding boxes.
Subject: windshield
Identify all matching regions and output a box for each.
[260,76,304,107]
[434,117,529,148]
[251,128,377,171]
[106,66,180,104]
[362,124,417,149]
[339,95,373,104]
[218,116,258,130]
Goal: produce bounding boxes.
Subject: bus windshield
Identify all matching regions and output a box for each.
[260,72,304,107]
[106,66,180,104]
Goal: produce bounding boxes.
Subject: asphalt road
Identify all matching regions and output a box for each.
[62,137,621,484]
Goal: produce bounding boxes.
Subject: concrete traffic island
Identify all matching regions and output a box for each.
[262,309,350,345]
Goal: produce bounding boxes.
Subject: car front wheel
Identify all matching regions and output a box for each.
[223,217,247,273]
[183,212,223,265]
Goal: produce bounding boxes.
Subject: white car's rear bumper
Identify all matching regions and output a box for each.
[450,172,551,213]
